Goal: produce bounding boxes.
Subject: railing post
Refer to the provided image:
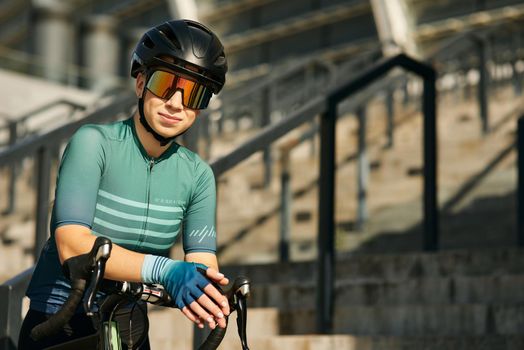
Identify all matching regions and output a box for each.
[201,112,211,160]
[305,63,314,100]
[356,104,369,231]
[0,285,18,350]
[0,269,33,350]
[513,33,522,96]
[279,150,291,262]
[261,87,272,187]
[423,71,439,251]
[309,120,317,158]
[217,108,224,136]
[183,117,200,154]
[386,88,394,148]
[402,76,410,106]
[513,60,522,97]
[477,37,490,134]
[465,68,474,101]
[34,146,52,260]
[5,121,18,214]
[316,100,336,334]
[517,116,524,247]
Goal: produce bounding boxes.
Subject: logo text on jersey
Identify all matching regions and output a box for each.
[189,225,216,243]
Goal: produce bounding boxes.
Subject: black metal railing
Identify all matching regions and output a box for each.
[183,53,437,334]
[0,93,135,258]
[0,99,87,146]
[0,267,33,350]
[1,99,87,214]
[199,45,382,186]
[427,24,523,135]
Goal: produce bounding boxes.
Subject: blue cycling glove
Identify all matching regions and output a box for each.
[141,255,210,309]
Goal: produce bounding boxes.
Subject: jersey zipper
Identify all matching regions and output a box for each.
[139,158,155,247]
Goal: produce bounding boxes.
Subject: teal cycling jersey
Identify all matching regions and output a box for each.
[27,117,217,313]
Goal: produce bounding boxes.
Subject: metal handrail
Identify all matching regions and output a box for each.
[219,44,381,113]
[0,99,87,147]
[0,94,134,166]
[205,43,381,186]
[0,93,135,260]
[0,267,34,350]
[316,53,436,333]
[0,98,88,214]
[422,22,522,135]
[204,53,438,334]
[0,99,86,128]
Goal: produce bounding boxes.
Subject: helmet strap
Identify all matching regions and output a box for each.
[138,97,175,147]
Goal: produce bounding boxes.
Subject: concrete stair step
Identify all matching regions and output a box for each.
[155,334,524,350]
[279,304,524,336]
[148,307,279,349]
[0,220,35,282]
[0,242,32,283]
[218,335,524,350]
[221,248,524,284]
[2,219,34,248]
[249,274,524,307]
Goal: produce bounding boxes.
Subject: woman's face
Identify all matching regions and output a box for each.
[135,72,200,139]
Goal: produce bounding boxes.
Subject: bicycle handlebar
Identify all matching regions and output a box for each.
[30,237,251,350]
[99,277,251,350]
[199,276,250,350]
[29,278,86,341]
[30,236,112,341]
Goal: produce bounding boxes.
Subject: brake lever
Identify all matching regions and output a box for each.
[229,277,250,350]
[82,238,112,315]
[85,259,107,315]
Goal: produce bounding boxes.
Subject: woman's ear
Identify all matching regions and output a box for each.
[135,72,146,98]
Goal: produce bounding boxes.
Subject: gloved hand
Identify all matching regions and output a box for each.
[141,255,210,309]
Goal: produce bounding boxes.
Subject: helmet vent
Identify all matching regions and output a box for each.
[143,35,155,49]
[158,23,181,50]
[215,54,226,66]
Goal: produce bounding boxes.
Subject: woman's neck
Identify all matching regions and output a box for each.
[133,113,171,158]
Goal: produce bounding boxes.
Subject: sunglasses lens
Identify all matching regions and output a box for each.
[178,78,213,110]
[146,70,176,99]
[146,70,213,109]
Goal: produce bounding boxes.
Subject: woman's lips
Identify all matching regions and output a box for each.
[159,113,182,124]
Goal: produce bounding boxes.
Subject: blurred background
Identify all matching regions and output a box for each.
[1,0,524,349]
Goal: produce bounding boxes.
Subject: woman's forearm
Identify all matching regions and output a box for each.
[55,224,145,282]
[55,225,223,283]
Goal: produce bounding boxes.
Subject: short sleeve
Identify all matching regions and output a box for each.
[51,125,106,233]
[182,162,217,254]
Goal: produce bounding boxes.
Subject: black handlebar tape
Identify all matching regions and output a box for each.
[30,279,86,341]
[197,317,228,350]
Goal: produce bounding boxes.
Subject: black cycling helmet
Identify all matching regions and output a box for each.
[131,19,227,93]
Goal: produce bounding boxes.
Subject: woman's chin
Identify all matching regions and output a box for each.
[153,124,184,139]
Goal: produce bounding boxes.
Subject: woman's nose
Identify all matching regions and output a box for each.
[166,90,183,109]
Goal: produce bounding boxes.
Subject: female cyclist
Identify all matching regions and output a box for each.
[19,19,229,350]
